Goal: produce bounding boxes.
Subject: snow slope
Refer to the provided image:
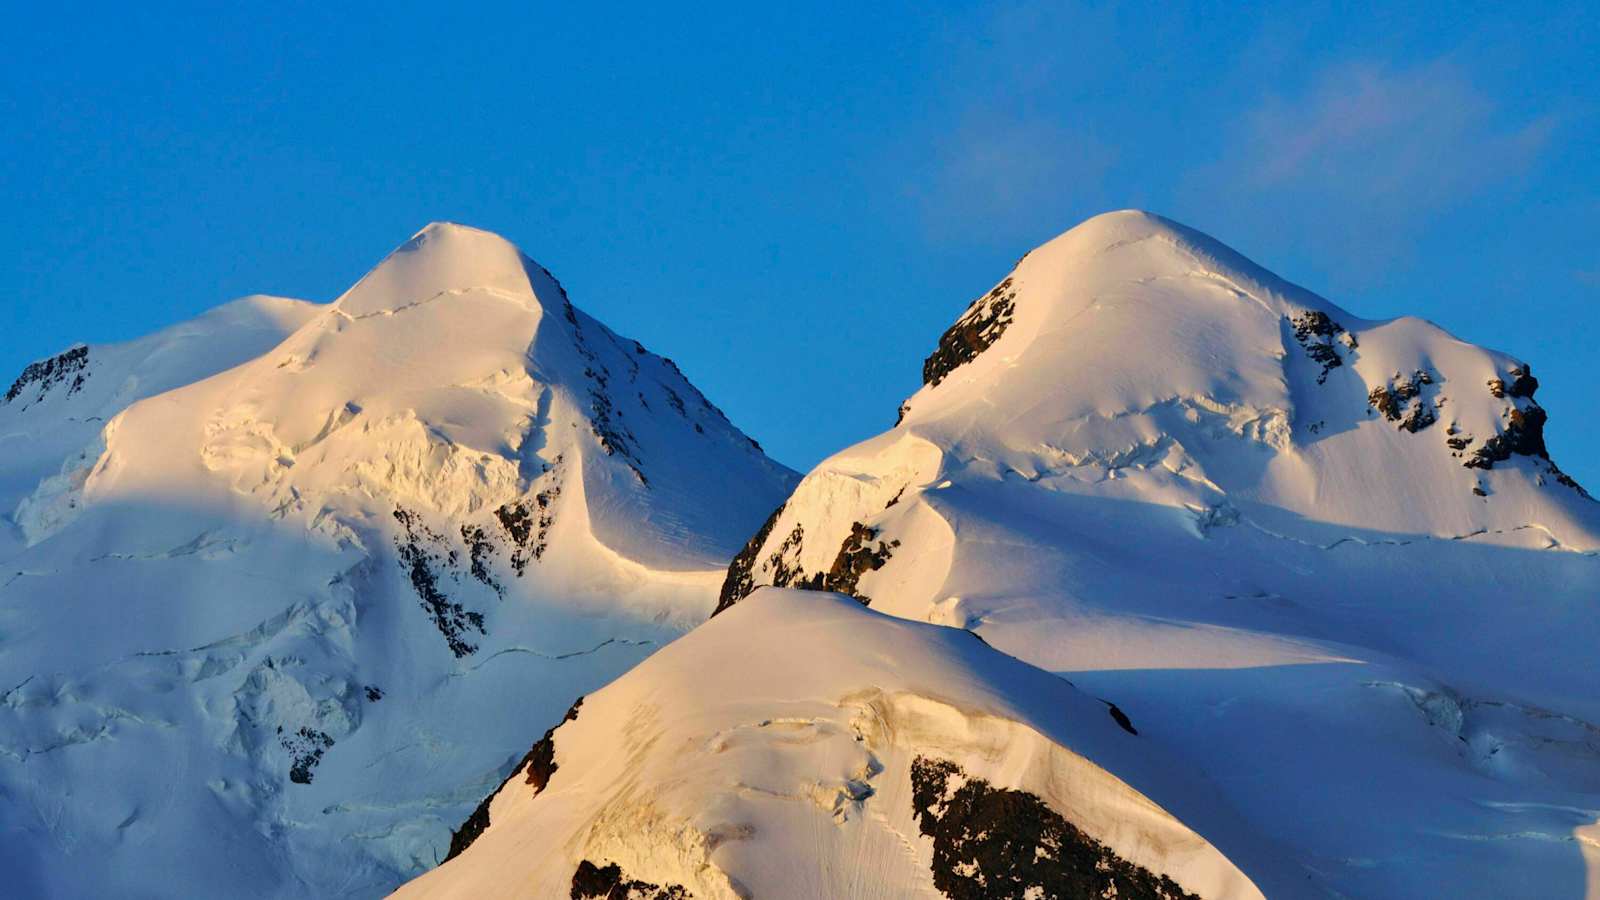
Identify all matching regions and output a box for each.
[0,293,321,548]
[399,588,1308,900]
[0,223,795,897]
[700,212,1600,897]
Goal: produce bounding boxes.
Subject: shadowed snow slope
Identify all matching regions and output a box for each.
[0,293,320,536]
[0,222,796,898]
[399,588,1303,900]
[708,211,1600,898]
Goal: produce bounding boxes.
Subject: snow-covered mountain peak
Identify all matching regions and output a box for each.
[721,207,1598,629]
[1022,208,1298,283]
[881,209,1594,546]
[17,221,793,572]
[696,211,1600,898]
[907,209,1332,410]
[0,228,796,897]
[334,221,559,318]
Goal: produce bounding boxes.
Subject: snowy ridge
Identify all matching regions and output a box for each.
[0,223,795,897]
[398,589,1298,900]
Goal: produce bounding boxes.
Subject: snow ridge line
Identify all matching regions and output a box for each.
[332,286,534,322]
[1240,515,1597,555]
[445,638,659,677]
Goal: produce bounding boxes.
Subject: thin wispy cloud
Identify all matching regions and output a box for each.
[1248,60,1553,196]
[1192,58,1558,280]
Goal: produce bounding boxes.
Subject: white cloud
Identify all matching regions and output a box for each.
[1247,60,1551,197]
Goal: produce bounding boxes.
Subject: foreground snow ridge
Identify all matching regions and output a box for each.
[399,589,1278,900]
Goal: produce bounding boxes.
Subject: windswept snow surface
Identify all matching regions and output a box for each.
[705,212,1600,897]
[399,589,1301,900]
[0,223,796,897]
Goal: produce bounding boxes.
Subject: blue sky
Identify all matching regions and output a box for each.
[3,2,1596,485]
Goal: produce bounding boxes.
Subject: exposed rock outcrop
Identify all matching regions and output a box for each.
[280,726,335,785]
[714,515,898,614]
[910,757,1200,900]
[713,502,787,616]
[4,345,90,408]
[1487,365,1538,400]
[1464,405,1549,469]
[1367,369,1438,433]
[1457,365,1589,496]
[1289,311,1356,384]
[569,860,691,900]
[922,278,1017,388]
[443,698,584,863]
[812,521,898,606]
[394,507,486,658]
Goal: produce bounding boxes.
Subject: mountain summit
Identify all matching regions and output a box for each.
[0,225,795,897]
[890,209,1588,542]
[334,222,561,317]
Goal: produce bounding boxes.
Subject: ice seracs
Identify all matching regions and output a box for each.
[0,223,794,898]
